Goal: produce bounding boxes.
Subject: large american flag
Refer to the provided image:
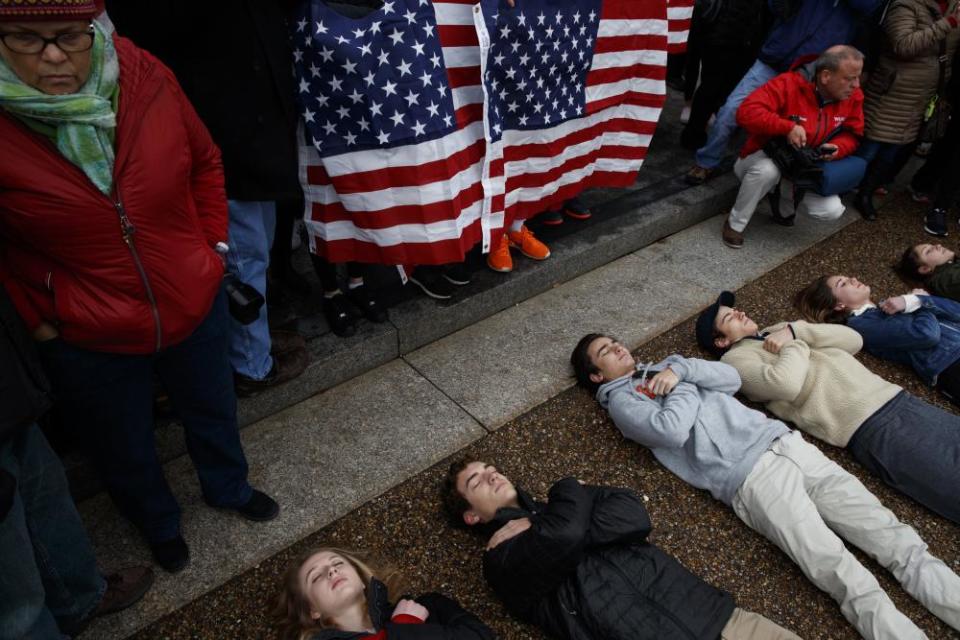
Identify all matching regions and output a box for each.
[666,0,693,54]
[295,0,673,266]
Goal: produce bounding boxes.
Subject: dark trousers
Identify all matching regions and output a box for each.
[911,113,960,210]
[847,391,960,524]
[681,46,756,150]
[36,290,252,543]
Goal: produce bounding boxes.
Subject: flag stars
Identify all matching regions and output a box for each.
[537,12,546,25]
[404,90,421,107]
[389,29,405,45]
[382,1,395,13]
[299,78,310,93]
[377,49,390,66]
[344,131,357,145]
[319,46,334,62]
[422,22,435,38]
[429,52,442,68]
[419,70,433,86]
[342,59,357,74]
[403,9,418,24]
[499,23,512,39]
[389,110,405,127]
[443,113,453,127]
[309,62,321,77]
[519,52,530,66]
[357,117,371,132]
[411,120,427,136]
[336,105,351,120]
[411,40,426,56]
[363,70,377,87]
[426,101,440,117]
[322,120,337,135]
[381,79,398,96]
[376,130,390,144]
[316,20,328,35]
[328,76,343,92]
[352,27,365,39]
[370,21,382,34]
[335,35,350,45]
[303,107,315,123]
[296,17,307,32]
[348,88,364,104]
[370,101,383,116]
[397,59,413,76]
[293,48,304,62]
[358,42,372,56]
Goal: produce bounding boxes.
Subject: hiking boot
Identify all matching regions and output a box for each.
[487,234,514,273]
[269,329,306,355]
[66,566,156,635]
[508,225,551,260]
[442,262,472,286]
[409,267,455,299]
[925,208,948,237]
[564,197,592,220]
[322,293,357,337]
[346,284,388,323]
[150,536,190,573]
[685,165,715,186]
[539,209,564,226]
[234,348,308,397]
[722,219,744,249]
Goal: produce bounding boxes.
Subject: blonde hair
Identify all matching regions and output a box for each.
[271,547,407,640]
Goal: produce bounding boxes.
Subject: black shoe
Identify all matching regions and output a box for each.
[322,293,358,337]
[150,536,190,573]
[855,190,878,221]
[925,208,948,237]
[233,489,279,522]
[767,186,795,227]
[442,262,472,286]
[234,348,309,397]
[409,268,455,300]
[539,210,564,226]
[346,285,388,322]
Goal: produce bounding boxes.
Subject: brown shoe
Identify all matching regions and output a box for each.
[95,566,155,616]
[722,219,744,249]
[685,164,715,186]
[269,329,306,356]
[234,347,308,397]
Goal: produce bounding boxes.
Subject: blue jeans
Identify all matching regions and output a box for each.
[226,200,276,380]
[695,60,778,170]
[36,290,252,543]
[856,139,902,166]
[0,425,105,639]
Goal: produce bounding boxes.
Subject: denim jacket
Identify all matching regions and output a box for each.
[846,295,960,386]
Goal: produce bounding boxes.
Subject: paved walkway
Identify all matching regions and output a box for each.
[77,194,871,638]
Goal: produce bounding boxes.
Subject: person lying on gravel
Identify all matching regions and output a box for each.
[570,334,960,640]
[272,546,494,640]
[795,274,960,409]
[697,290,960,525]
[897,242,960,302]
[443,458,802,640]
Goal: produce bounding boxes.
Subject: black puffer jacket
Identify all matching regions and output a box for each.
[312,579,496,640]
[483,479,735,640]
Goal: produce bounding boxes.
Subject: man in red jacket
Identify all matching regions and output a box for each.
[722,45,865,248]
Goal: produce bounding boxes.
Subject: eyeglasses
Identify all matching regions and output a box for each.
[0,26,94,55]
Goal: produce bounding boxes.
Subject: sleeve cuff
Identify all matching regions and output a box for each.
[902,294,922,313]
[391,613,425,625]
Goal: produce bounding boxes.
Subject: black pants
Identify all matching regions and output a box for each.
[911,112,960,210]
[311,254,363,293]
[681,47,755,149]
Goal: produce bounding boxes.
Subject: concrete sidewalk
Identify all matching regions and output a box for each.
[78,203,857,639]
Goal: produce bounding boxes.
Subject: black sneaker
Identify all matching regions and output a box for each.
[233,489,280,522]
[346,285,388,322]
[925,208,948,237]
[539,210,564,226]
[442,262,472,286]
[149,535,190,573]
[409,267,455,300]
[322,293,358,337]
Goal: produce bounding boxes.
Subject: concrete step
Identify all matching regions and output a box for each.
[61,90,741,501]
[77,200,859,639]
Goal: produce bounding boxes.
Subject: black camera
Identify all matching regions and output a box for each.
[223,273,264,325]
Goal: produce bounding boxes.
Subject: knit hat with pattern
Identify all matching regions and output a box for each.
[0,0,98,22]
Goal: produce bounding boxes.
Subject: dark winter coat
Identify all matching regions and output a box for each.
[0,286,50,445]
[106,0,301,201]
[311,579,495,640]
[863,0,960,144]
[482,479,735,640]
[694,0,769,51]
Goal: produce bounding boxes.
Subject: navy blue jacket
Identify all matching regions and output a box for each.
[759,0,885,71]
[847,295,960,385]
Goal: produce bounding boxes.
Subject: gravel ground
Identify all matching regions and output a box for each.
[133,192,960,640]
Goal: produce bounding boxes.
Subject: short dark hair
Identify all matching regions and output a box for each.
[570,333,607,394]
[896,245,927,284]
[793,276,849,324]
[441,458,473,528]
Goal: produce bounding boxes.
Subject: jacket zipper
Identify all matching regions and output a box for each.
[597,556,698,640]
[114,194,163,352]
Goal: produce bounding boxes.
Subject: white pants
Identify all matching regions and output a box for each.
[733,431,960,640]
[729,150,845,233]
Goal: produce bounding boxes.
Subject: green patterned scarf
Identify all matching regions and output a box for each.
[0,21,119,195]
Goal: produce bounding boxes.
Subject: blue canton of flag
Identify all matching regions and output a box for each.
[478,0,602,143]
[292,0,457,158]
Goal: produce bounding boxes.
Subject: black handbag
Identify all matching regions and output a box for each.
[762,137,825,190]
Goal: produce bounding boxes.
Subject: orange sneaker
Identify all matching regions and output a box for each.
[486,234,513,272]
[508,225,551,260]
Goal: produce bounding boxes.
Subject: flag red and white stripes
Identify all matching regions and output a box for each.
[666,0,693,54]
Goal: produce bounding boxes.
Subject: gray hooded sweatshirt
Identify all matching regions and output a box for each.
[596,355,789,505]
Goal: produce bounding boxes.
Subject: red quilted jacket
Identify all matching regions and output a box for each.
[0,35,227,354]
[736,65,865,160]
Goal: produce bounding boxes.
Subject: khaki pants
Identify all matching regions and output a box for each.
[728,150,845,233]
[721,608,802,640]
[733,431,960,640]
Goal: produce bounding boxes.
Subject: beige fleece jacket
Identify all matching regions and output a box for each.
[721,321,902,447]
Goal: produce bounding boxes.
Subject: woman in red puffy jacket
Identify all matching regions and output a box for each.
[0,0,277,573]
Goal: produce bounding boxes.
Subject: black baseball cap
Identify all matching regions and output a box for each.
[695,291,736,358]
